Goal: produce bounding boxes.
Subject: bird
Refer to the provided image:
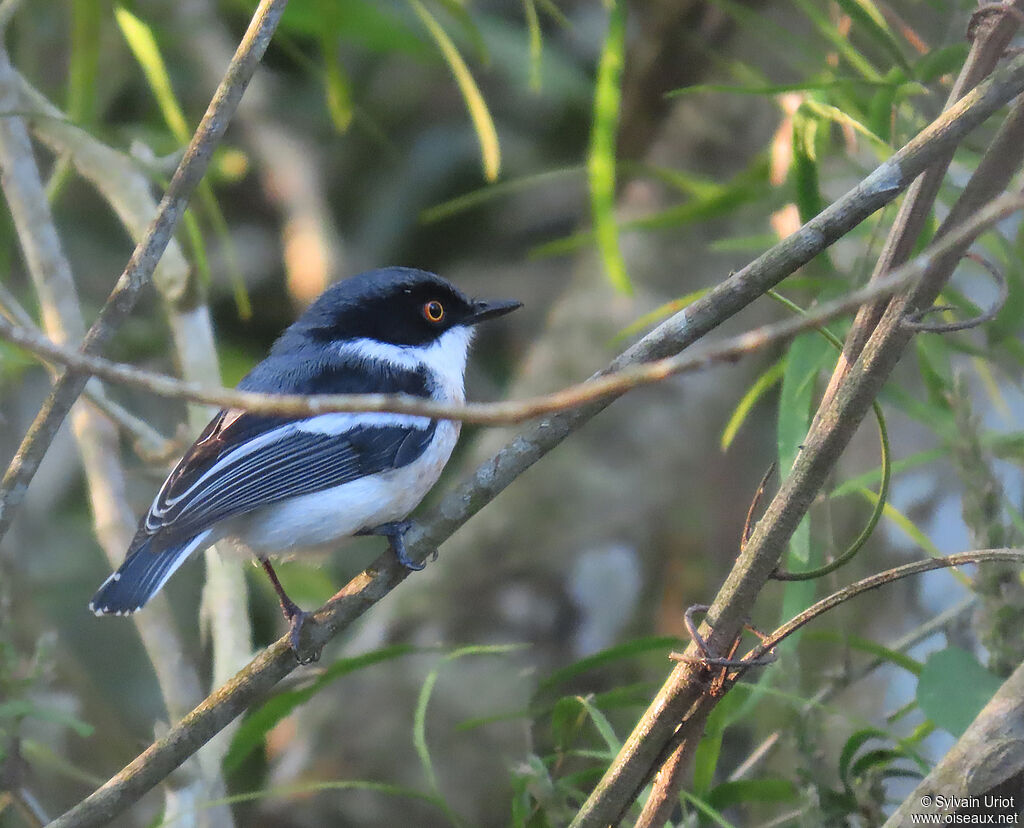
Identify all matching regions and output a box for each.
[89,267,521,661]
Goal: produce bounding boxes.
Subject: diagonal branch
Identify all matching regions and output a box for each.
[0,0,290,544]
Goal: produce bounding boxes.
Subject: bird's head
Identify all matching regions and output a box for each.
[292,267,521,349]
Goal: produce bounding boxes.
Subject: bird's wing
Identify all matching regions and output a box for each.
[136,411,435,550]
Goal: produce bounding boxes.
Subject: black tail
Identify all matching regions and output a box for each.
[89,531,210,615]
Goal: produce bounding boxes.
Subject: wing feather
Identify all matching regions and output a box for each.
[140,416,435,547]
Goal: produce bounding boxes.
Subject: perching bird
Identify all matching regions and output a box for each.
[90,267,520,660]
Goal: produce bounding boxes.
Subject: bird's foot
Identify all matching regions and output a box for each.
[259,558,321,663]
[360,521,434,571]
[285,607,321,665]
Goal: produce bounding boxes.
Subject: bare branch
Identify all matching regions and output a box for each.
[0,0,290,544]
[885,650,1024,824]
[0,282,176,459]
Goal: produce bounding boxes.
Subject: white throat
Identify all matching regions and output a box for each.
[336,326,473,403]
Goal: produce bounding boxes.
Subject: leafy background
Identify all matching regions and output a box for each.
[0,0,1022,825]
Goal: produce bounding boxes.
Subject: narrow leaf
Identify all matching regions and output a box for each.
[410,0,501,181]
[588,0,630,293]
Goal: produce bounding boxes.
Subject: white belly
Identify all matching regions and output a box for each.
[222,419,460,556]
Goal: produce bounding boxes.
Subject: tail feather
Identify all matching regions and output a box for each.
[89,531,211,615]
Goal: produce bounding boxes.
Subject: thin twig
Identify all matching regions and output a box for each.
[900,252,1009,332]
[0,282,176,459]
[2,192,1021,426]
[0,0,290,544]
[745,550,1024,664]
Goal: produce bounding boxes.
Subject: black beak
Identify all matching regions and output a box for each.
[467,298,522,324]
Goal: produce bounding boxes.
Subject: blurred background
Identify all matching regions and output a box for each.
[1,0,1022,825]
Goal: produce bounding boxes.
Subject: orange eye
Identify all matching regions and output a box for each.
[423,300,445,323]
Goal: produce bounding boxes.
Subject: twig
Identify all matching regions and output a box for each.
[2,190,1021,426]
[44,53,1024,828]
[747,550,1024,663]
[0,282,175,459]
[0,0,290,544]
[900,252,1008,332]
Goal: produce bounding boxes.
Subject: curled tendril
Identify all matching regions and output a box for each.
[902,252,1009,333]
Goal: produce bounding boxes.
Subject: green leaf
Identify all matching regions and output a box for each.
[858,488,944,559]
[678,791,739,828]
[917,647,1003,736]
[791,0,883,81]
[692,684,753,797]
[612,288,711,344]
[276,0,431,58]
[791,107,823,223]
[224,644,421,771]
[913,44,969,83]
[838,728,889,788]
[573,695,621,755]
[69,0,102,126]
[834,0,911,72]
[115,6,190,144]
[414,665,443,793]
[707,778,797,810]
[721,359,785,451]
[805,630,923,675]
[777,333,830,626]
[410,0,501,181]
[413,644,527,815]
[537,635,680,693]
[0,700,93,738]
[522,0,544,91]
[669,78,895,97]
[420,166,583,224]
[588,0,629,293]
[318,2,354,134]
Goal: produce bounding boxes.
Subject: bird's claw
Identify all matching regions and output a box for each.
[287,609,321,664]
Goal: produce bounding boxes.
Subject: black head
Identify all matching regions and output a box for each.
[289,267,521,347]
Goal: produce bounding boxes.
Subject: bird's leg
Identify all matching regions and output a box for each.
[358,521,433,571]
[259,558,319,663]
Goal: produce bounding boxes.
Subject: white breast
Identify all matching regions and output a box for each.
[224,327,471,557]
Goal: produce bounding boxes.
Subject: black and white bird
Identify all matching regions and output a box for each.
[90,267,520,658]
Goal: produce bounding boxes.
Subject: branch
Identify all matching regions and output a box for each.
[46,50,1024,826]
[0,282,175,460]
[0,0,289,544]
[753,550,1024,659]
[2,188,1022,426]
